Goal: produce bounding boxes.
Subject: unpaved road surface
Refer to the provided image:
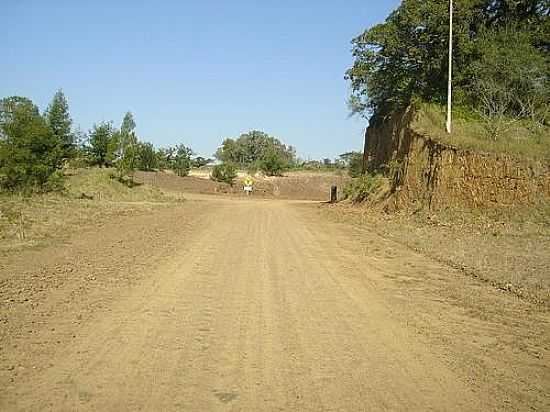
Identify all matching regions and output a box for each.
[1,195,548,411]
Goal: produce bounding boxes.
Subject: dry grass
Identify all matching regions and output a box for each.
[0,168,184,254]
[413,103,550,160]
[64,168,181,202]
[323,199,550,307]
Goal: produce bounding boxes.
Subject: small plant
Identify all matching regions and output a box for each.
[211,163,237,186]
[343,174,386,203]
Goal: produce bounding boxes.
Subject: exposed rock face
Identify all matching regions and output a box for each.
[363,108,550,210]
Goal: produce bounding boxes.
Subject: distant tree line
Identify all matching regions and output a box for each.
[346,0,549,133]
[1,90,358,192]
[0,90,211,192]
[291,152,363,177]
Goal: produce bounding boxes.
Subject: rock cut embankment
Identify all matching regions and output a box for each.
[363,108,550,210]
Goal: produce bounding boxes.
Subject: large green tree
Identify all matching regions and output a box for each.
[215,130,296,170]
[45,89,74,158]
[173,144,192,177]
[0,96,36,130]
[88,122,116,167]
[115,111,138,179]
[346,0,549,119]
[136,142,158,171]
[0,97,65,191]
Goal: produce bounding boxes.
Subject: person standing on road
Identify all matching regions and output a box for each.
[243,176,254,196]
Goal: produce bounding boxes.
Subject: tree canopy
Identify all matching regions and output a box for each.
[88,122,116,167]
[115,111,139,180]
[346,0,549,120]
[45,89,74,157]
[0,90,207,191]
[215,130,296,173]
[0,97,65,190]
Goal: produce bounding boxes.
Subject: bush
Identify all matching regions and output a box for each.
[343,174,386,203]
[211,163,237,186]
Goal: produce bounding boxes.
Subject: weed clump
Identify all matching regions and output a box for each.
[343,174,386,203]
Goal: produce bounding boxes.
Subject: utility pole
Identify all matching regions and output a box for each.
[446,0,453,134]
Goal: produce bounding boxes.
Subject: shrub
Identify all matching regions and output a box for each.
[211,163,237,186]
[343,174,386,203]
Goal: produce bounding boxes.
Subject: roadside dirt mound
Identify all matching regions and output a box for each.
[136,171,224,195]
[135,170,350,201]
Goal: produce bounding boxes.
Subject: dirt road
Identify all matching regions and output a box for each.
[1,195,548,411]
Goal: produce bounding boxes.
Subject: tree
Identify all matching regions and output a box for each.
[469,25,549,138]
[215,138,242,164]
[136,142,158,171]
[115,112,138,180]
[192,156,213,168]
[346,0,549,119]
[88,122,115,167]
[346,0,456,117]
[173,144,192,176]
[339,151,364,177]
[45,89,74,159]
[0,97,65,191]
[0,96,37,133]
[215,130,296,168]
[156,146,176,170]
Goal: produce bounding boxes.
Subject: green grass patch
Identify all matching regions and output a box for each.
[413,103,550,160]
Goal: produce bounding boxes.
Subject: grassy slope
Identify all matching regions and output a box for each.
[413,103,550,160]
[0,168,183,254]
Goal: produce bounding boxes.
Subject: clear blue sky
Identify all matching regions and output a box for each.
[2,0,400,159]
